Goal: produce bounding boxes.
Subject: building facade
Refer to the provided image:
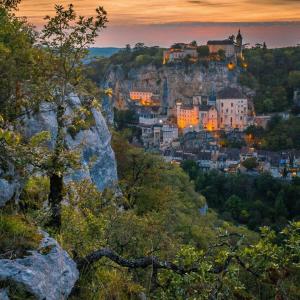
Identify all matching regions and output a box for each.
[176,102,199,130]
[199,105,218,131]
[163,43,198,64]
[207,30,243,59]
[207,40,236,58]
[216,88,248,131]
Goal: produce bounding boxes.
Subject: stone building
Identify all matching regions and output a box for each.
[207,30,243,59]
[176,102,199,130]
[163,43,198,64]
[199,105,218,131]
[216,87,248,131]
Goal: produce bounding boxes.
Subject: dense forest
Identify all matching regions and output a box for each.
[245,115,300,150]
[239,46,300,113]
[0,1,299,299]
[182,160,300,231]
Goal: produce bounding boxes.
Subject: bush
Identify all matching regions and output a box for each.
[0,214,41,259]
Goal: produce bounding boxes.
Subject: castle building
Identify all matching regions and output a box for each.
[216,87,248,131]
[130,91,153,102]
[163,43,198,64]
[207,39,236,58]
[207,30,243,59]
[130,91,160,106]
[199,105,218,131]
[176,102,199,130]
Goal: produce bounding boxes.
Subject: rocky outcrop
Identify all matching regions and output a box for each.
[0,232,79,300]
[0,289,9,300]
[21,95,118,192]
[104,63,250,109]
[0,94,118,207]
[0,163,22,208]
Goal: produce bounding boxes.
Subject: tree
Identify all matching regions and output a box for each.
[134,42,145,51]
[197,45,209,58]
[40,4,108,227]
[275,190,288,218]
[190,40,197,47]
[288,70,300,88]
[242,157,259,170]
[0,0,21,10]
[125,44,131,52]
[225,195,243,219]
[217,49,226,61]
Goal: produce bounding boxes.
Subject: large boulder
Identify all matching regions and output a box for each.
[0,232,79,300]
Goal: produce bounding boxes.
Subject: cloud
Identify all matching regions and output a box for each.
[244,0,300,5]
[17,0,300,26]
[187,0,233,6]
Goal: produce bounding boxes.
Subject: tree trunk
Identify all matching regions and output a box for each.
[48,173,63,228]
[48,101,65,228]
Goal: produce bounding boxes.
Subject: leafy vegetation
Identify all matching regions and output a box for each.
[0,214,42,259]
[85,43,164,83]
[182,160,300,231]
[240,46,300,113]
[246,115,300,150]
[0,2,299,300]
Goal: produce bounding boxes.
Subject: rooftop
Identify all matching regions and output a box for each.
[199,105,214,111]
[207,39,234,46]
[217,87,245,99]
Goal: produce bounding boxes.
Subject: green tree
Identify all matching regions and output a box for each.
[225,195,243,219]
[242,157,259,170]
[40,4,108,227]
[197,45,209,58]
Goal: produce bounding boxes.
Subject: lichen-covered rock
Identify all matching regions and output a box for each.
[0,232,79,300]
[20,94,118,192]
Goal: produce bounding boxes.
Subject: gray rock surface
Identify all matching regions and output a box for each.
[103,63,253,109]
[21,94,118,192]
[0,232,79,300]
[0,289,9,300]
[0,162,22,208]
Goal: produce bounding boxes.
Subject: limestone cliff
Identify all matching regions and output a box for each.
[0,94,118,207]
[103,63,250,109]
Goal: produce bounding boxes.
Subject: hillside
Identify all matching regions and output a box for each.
[86,45,300,114]
[1,3,300,300]
[88,47,122,58]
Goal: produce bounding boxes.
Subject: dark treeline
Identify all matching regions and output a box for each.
[240,46,300,113]
[182,160,300,231]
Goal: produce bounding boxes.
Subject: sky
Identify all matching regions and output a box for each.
[17,0,300,48]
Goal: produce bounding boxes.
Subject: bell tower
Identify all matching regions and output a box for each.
[236,29,243,56]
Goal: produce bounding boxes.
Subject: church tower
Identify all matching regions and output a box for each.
[236,29,243,56]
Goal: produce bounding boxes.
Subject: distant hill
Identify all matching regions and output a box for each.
[88,47,122,58]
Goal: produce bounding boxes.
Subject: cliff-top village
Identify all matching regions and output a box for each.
[125,30,300,179]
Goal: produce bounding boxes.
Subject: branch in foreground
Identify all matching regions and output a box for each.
[76,247,260,280]
[76,248,197,275]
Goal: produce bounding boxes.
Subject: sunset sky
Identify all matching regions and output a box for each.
[17,0,300,47]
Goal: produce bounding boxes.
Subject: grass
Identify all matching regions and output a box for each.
[0,214,42,259]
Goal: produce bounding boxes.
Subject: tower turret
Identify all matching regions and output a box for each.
[236,29,242,45]
[236,29,243,56]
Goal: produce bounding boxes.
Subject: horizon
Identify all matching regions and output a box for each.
[17,1,300,48]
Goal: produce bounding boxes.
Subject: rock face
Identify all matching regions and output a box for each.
[104,63,249,109]
[0,163,22,208]
[0,94,118,207]
[21,95,118,192]
[0,232,79,300]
